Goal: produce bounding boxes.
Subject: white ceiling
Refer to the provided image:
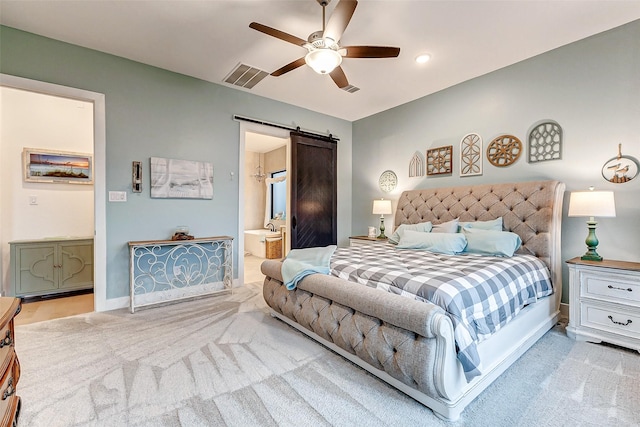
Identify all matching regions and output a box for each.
[2,1,640,122]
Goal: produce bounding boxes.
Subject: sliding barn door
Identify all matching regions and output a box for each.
[290,132,337,249]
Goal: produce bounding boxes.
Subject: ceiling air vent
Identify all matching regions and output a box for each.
[224,63,269,89]
[341,84,360,93]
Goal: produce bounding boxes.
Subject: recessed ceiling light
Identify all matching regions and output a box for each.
[415,53,431,64]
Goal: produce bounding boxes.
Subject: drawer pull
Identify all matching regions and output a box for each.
[607,285,633,292]
[0,330,12,348]
[608,315,632,326]
[2,377,14,400]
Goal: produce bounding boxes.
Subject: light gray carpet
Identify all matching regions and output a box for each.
[15,282,640,427]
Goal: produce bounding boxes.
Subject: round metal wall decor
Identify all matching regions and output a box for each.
[378,170,398,192]
[601,144,639,184]
[486,134,522,167]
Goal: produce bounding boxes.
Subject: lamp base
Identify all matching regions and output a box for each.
[377,216,386,239]
[580,252,603,262]
[581,219,603,261]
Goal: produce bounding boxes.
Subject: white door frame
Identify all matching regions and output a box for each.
[1,74,107,311]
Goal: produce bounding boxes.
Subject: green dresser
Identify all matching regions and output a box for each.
[9,237,94,297]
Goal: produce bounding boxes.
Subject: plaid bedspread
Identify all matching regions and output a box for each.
[330,244,553,381]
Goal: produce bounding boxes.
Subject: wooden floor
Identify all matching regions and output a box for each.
[14,293,95,326]
[245,254,267,283]
[14,255,270,326]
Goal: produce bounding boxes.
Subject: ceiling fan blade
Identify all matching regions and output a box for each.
[329,66,349,89]
[271,57,307,77]
[341,46,401,58]
[249,22,307,47]
[323,0,358,43]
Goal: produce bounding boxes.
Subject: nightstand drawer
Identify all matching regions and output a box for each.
[582,272,640,305]
[581,302,640,339]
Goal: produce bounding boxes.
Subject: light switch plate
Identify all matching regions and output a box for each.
[108,191,127,202]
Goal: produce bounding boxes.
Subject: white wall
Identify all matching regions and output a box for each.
[0,86,94,293]
[244,146,287,232]
[265,146,286,174]
[244,151,265,231]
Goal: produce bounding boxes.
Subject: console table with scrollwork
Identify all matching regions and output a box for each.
[128,236,233,313]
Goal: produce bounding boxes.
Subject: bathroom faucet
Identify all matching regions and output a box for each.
[266,222,276,232]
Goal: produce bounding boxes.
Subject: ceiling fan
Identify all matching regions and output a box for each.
[249,0,400,90]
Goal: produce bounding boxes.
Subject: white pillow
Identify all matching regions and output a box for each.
[397,230,467,255]
[388,221,433,245]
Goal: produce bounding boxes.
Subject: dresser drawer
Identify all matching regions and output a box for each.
[581,302,640,340]
[0,326,13,374]
[0,350,18,425]
[581,271,640,306]
[0,395,19,427]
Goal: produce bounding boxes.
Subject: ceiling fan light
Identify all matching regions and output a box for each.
[415,53,431,64]
[305,49,342,74]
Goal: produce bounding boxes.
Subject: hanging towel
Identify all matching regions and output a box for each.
[281,245,337,290]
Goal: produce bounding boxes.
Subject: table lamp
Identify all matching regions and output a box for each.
[372,199,393,239]
[568,188,616,261]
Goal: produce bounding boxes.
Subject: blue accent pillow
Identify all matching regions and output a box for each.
[431,219,459,233]
[388,221,433,245]
[462,228,522,257]
[397,230,467,255]
[458,217,503,232]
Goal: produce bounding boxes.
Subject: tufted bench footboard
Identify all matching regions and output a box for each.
[261,260,466,420]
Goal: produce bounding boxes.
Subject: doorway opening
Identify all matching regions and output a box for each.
[238,122,290,286]
[1,74,107,319]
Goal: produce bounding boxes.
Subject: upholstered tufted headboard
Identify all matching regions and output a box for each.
[394,181,565,297]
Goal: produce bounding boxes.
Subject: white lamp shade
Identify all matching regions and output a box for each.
[372,199,393,215]
[568,191,616,217]
[305,49,342,74]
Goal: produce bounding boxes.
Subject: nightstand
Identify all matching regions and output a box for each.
[566,257,640,352]
[349,236,389,247]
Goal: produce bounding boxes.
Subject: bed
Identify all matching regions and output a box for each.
[261,180,565,421]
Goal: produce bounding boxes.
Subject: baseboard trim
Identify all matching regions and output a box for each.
[99,278,242,312]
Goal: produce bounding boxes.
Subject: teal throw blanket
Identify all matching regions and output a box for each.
[281,245,337,290]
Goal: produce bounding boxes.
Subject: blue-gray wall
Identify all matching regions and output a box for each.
[2,20,639,306]
[0,26,352,301]
[352,20,640,302]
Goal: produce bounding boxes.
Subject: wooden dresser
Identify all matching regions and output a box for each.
[0,298,21,427]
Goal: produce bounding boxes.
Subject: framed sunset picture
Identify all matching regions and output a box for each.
[23,148,93,184]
